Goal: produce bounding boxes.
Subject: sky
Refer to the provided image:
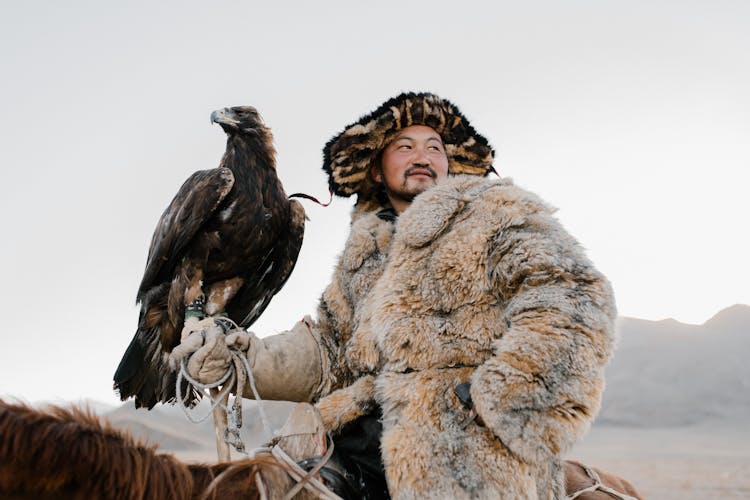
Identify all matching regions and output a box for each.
[1,0,748,405]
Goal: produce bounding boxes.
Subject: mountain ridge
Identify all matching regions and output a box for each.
[599,303,749,426]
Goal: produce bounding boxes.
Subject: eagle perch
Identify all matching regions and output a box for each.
[113,106,305,409]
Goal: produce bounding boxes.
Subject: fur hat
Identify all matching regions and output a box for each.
[323,92,495,201]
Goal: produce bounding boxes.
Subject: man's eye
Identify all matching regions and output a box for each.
[398,145,411,150]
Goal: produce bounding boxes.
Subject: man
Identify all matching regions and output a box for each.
[175,92,629,499]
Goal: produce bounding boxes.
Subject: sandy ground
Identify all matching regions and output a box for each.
[567,420,750,499]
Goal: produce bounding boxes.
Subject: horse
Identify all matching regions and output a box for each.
[0,399,641,499]
[0,399,307,499]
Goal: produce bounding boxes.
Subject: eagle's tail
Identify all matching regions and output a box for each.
[113,327,163,409]
[113,327,198,410]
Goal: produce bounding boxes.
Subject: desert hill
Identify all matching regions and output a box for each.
[569,305,750,499]
[104,398,295,461]
[598,304,750,426]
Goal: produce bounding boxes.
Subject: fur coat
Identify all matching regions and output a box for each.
[310,174,617,499]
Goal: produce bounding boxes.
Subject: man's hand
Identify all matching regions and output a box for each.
[168,317,232,384]
[454,381,485,427]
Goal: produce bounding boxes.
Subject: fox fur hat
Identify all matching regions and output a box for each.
[323,92,495,202]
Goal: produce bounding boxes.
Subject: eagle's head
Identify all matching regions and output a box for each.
[210,106,267,136]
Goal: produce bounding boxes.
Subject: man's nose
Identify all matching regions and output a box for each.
[412,147,430,165]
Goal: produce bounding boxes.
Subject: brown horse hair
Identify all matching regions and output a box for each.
[0,399,300,499]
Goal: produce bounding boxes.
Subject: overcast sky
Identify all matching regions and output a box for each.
[1,1,748,405]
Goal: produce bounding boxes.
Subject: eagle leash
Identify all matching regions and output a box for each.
[176,330,343,500]
[175,318,275,460]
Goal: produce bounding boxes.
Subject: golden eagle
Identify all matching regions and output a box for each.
[113,106,305,409]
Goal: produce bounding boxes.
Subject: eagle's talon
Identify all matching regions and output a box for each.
[214,317,234,333]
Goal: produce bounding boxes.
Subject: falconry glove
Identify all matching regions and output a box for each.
[170,316,325,402]
[168,317,232,384]
[225,329,256,352]
[239,316,324,402]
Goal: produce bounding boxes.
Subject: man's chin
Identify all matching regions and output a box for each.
[403,177,437,193]
[386,178,438,203]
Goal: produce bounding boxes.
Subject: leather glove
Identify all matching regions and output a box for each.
[225,329,257,353]
[168,317,232,384]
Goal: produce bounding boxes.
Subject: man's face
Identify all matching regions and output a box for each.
[372,125,449,210]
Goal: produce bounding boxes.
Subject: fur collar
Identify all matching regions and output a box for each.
[395,175,536,247]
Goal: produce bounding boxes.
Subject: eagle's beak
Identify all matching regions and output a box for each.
[210,108,240,127]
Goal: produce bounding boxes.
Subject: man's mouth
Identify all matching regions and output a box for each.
[405,167,436,179]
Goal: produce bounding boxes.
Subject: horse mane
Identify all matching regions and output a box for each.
[0,399,199,498]
[0,399,296,499]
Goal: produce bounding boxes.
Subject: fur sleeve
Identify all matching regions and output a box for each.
[315,375,377,432]
[313,211,393,400]
[312,272,358,400]
[471,211,617,464]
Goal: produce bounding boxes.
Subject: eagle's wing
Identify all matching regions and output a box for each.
[115,168,234,409]
[225,199,306,327]
[137,168,234,302]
